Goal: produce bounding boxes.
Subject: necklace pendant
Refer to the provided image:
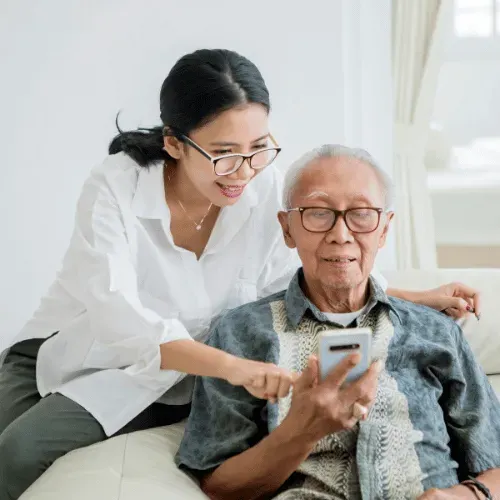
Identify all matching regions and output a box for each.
[196,225,202,230]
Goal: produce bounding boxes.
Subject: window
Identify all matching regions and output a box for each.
[454,0,500,37]
[448,0,500,60]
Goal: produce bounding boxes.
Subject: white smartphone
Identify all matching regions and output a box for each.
[318,328,372,383]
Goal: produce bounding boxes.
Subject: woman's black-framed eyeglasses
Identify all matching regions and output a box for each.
[287,207,384,234]
[164,128,281,176]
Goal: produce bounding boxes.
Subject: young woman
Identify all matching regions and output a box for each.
[0,48,479,499]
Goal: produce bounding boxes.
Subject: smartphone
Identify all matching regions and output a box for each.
[318,328,372,383]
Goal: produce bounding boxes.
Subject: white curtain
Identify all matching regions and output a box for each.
[392,0,452,269]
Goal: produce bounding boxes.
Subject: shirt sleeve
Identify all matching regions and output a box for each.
[175,314,269,476]
[63,170,192,390]
[443,323,500,476]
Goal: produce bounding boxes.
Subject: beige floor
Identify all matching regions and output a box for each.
[437,245,500,268]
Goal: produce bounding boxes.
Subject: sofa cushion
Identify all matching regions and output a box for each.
[20,422,207,500]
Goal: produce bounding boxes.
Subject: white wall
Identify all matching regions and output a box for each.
[0,0,393,345]
[341,0,395,266]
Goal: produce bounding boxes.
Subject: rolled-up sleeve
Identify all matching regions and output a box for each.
[444,324,500,476]
[65,172,192,385]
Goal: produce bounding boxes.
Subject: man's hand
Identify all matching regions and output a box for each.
[283,353,382,444]
[417,485,477,499]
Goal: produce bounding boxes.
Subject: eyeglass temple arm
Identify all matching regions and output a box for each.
[269,133,279,147]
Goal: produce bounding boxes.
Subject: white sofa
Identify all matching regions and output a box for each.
[20,269,500,500]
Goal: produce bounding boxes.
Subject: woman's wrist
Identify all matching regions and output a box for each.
[217,351,238,381]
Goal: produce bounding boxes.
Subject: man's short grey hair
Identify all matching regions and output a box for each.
[282,144,394,210]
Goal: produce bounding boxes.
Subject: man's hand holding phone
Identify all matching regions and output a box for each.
[283,353,382,445]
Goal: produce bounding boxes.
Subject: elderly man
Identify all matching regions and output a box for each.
[176,145,500,500]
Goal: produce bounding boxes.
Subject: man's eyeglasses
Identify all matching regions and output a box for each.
[287,207,384,234]
[165,129,281,176]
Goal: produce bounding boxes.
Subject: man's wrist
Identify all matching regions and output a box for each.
[461,477,494,500]
[278,414,320,452]
[451,484,481,499]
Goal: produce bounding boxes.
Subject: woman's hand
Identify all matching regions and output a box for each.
[223,356,298,402]
[417,282,481,320]
[391,282,481,320]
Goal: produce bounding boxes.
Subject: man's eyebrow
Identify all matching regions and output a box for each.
[303,191,330,200]
[209,134,270,146]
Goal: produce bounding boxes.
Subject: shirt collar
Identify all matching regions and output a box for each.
[284,268,401,327]
[131,162,168,219]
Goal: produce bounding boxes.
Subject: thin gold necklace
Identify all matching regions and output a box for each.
[165,166,213,231]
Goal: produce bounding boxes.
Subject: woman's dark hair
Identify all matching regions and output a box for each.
[109,49,271,167]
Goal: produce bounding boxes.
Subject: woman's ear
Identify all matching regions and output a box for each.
[163,131,183,160]
[278,211,296,249]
